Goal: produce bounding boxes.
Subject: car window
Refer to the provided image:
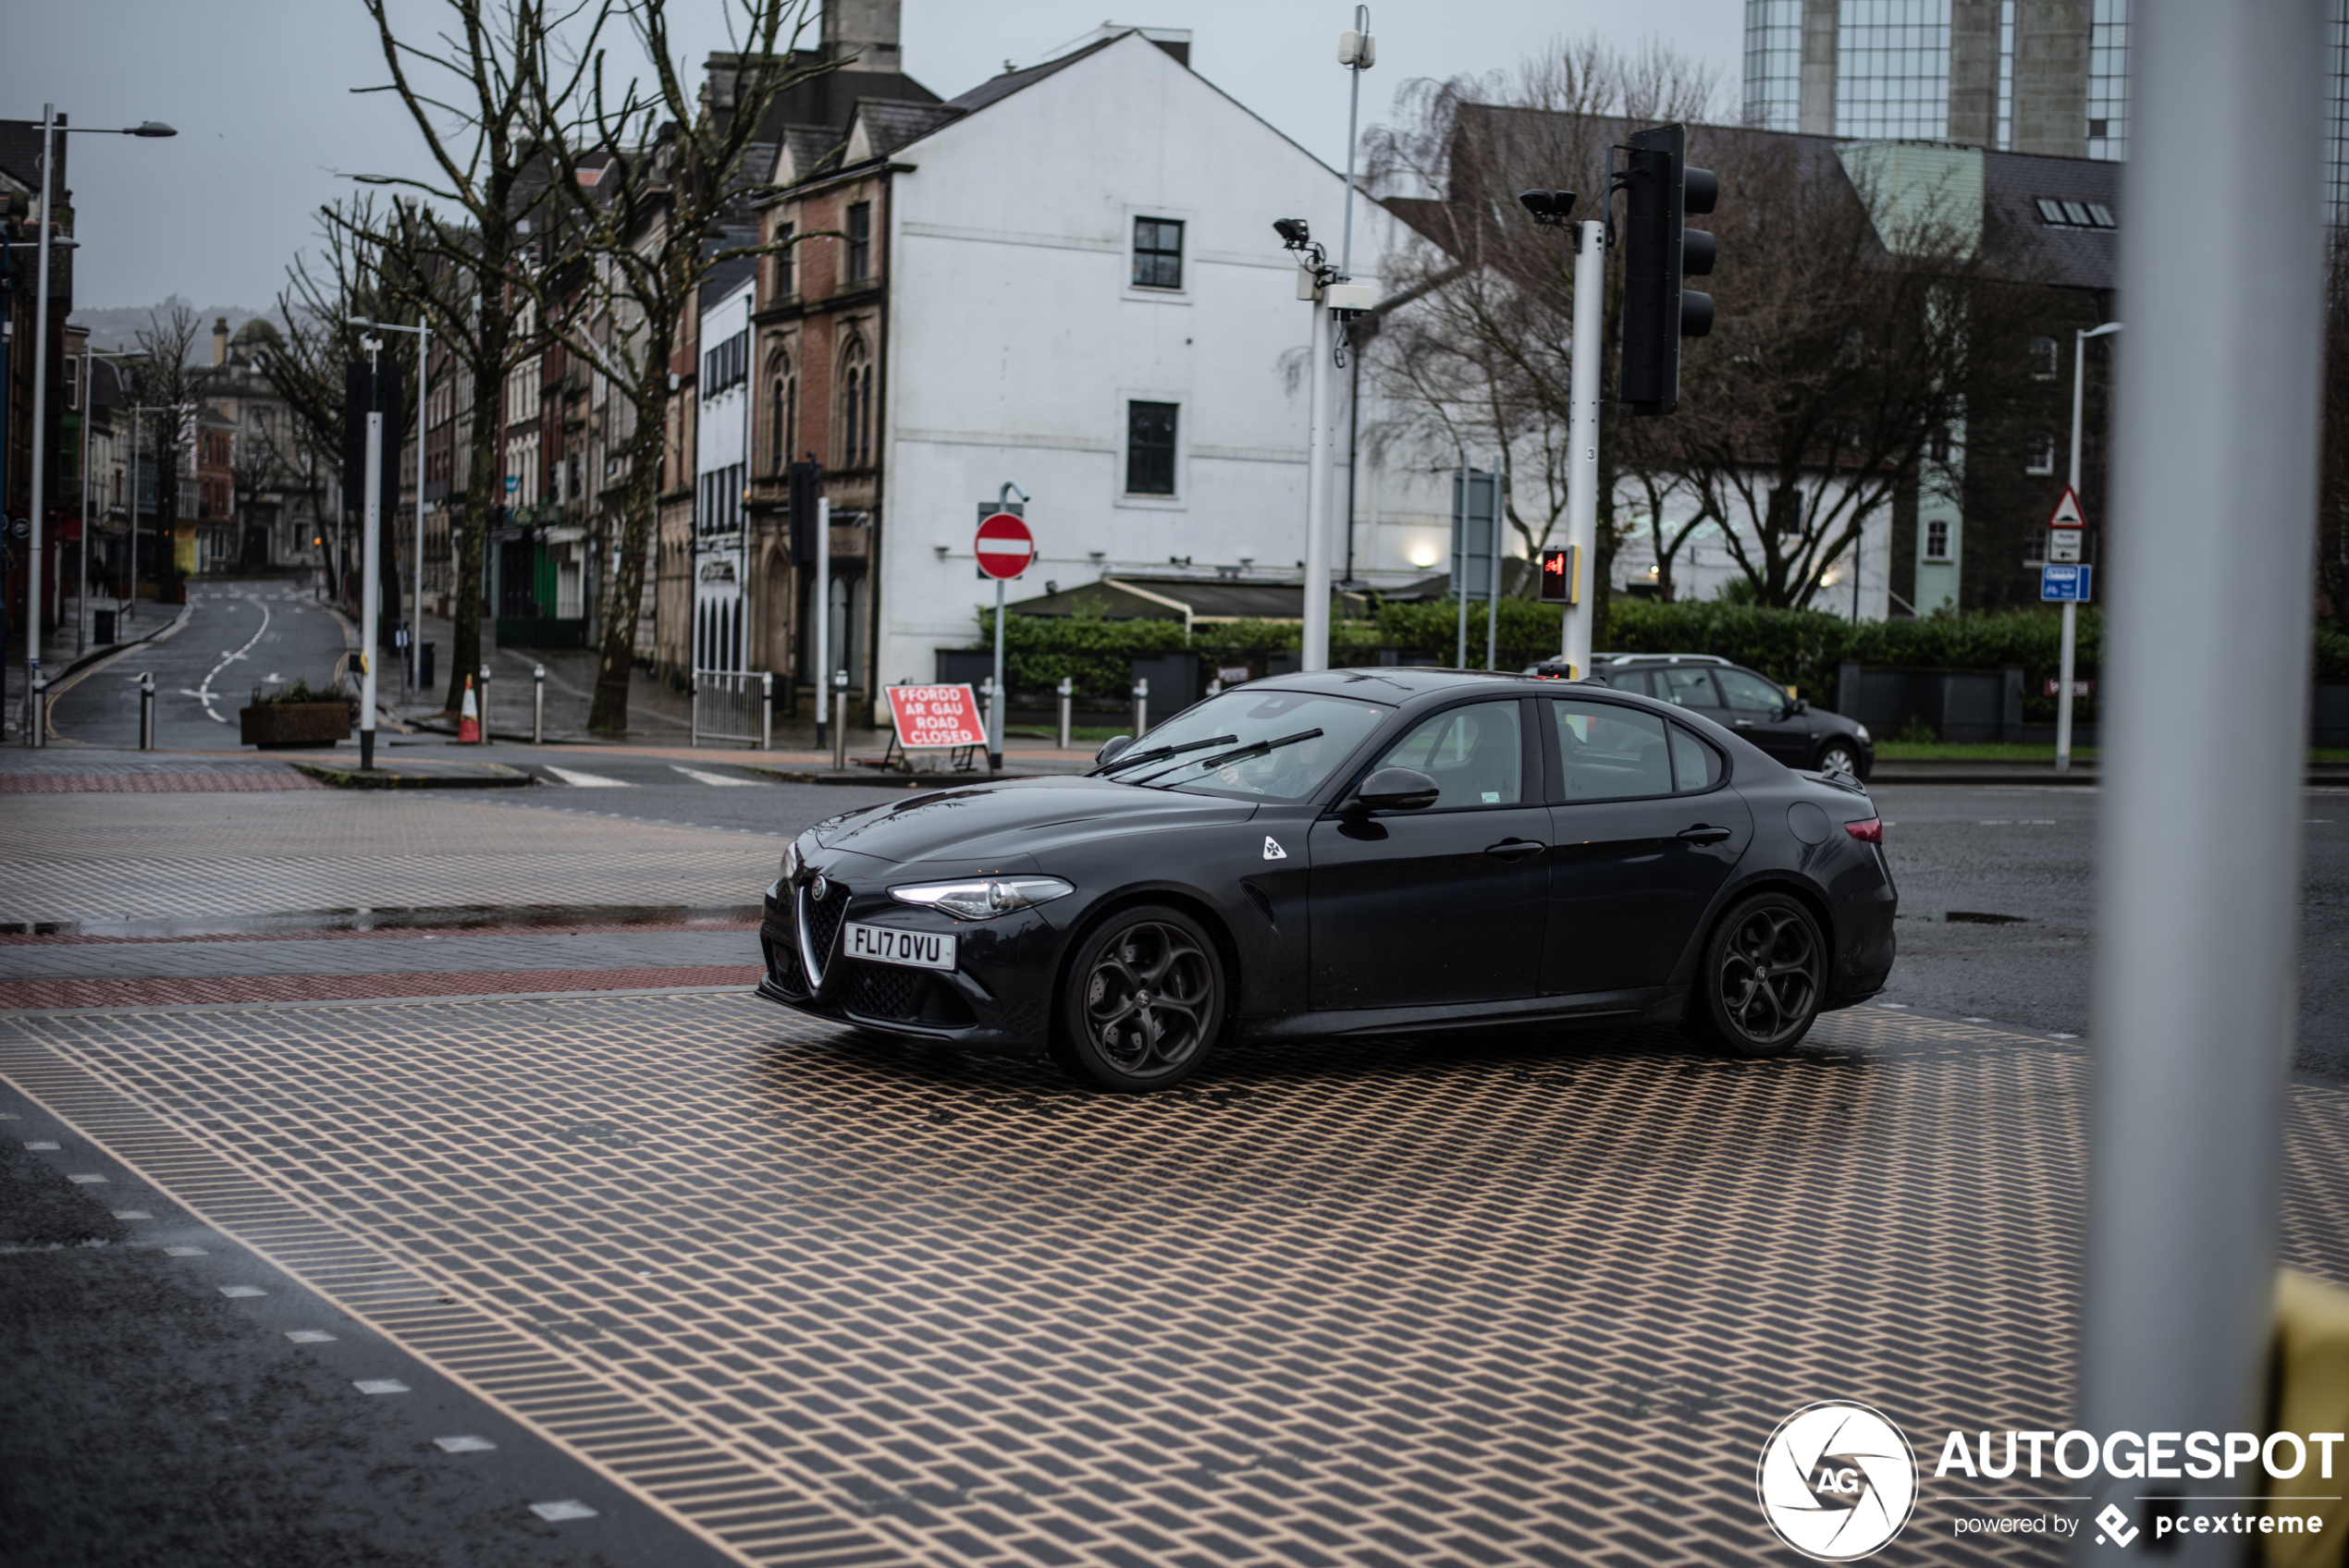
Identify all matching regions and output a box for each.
[1669,726,1726,791]
[1604,668,1654,696]
[1656,668,1719,707]
[1553,700,1673,800]
[1122,689,1389,800]
[1715,668,1789,713]
[1371,700,1523,808]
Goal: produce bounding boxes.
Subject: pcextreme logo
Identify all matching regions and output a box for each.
[1756,1402,1920,1562]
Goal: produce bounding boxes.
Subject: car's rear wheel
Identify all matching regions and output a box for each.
[1816,740,1863,778]
[1052,905,1224,1090]
[1685,892,1826,1058]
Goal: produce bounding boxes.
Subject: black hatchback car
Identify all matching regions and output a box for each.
[757,669,1896,1091]
[1531,654,1875,779]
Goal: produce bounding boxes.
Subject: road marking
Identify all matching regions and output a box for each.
[545,766,633,789]
[436,1435,498,1453]
[529,1501,597,1522]
[670,766,761,787]
[354,1378,412,1395]
[164,1245,208,1256]
[192,597,273,724]
[285,1329,338,1343]
[112,1209,152,1220]
[23,1139,58,1149]
[67,1172,108,1183]
[219,1285,267,1298]
[1963,1016,1993,1023]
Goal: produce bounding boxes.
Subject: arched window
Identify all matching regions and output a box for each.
[838,337,871,470]
[769,350,795,474]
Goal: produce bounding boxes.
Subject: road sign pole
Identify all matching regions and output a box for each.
[1301,298,1334,673]
[990,574,1005,772]
[1561,219,1605,678]
[361,409,381,772]
[2077,1,2326,1557]
[2055,601,2078,772]
[813,496,830,751]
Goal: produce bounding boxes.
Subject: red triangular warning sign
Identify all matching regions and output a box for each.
[2047,486,2085,529]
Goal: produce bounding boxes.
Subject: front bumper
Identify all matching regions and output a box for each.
[755,877,1059,1055]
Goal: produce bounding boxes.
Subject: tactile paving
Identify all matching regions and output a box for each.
[7,1000,2348,1567]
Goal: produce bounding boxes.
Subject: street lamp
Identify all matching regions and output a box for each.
[19,105,175,740]
[350,314,431,692]
[2057,319,2122,776]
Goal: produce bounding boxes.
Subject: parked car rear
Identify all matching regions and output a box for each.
[1528,654,1875,779]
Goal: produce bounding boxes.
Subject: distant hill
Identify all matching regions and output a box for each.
[68,297,279,357]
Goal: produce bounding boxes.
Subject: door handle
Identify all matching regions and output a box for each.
[1484,839,1545,860]
[1732,718,1755,728]
[1677,825,1732,844]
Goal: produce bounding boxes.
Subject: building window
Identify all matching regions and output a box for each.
[2029,336,2058,379]
[702,329,747,397]
[770,361,795,473]
[839,340,872,469]
[846,202,871,282]
[1928,424,1952,463]
[2024,432,2057,474]
[1132,217,1184,289]
[1126,400,1177,496]
[775,222,794,297]
[1924,519,1951,560]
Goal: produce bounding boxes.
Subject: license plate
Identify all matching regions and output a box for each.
[842,922,957,971]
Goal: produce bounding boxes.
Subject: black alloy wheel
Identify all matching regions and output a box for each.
[1053,906,1225,1090]
[1816,740,1862,778]
[1687,892,1826,1058]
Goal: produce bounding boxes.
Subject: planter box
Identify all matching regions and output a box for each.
[240,702,351,749]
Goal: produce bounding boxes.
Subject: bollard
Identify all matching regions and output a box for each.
[1057,677,1073,752]
[760,671,774,752]
[979,676,995,760]
[477,664,492,743]
[532,665,546,745]
[139,671,156,751]
[831,668,849,771]
[1132,677,1149,739]
[29,676,46,748]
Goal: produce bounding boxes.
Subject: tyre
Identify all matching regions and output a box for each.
[1684,891,1827,1058]
[1816,740,1863,778]
[1052,905,1225,1090]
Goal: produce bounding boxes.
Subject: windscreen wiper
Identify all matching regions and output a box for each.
[1134,728,1325,786]
[1092,733,1238,776]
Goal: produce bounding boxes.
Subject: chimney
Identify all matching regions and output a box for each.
[213,316,228,366]
[823,0,902,73]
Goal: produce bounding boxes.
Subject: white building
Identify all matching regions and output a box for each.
[694,272,755,672]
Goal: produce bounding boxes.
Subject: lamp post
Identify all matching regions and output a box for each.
[2058,320,2122,777]
[349,314,430,692]
[19,107,174,734]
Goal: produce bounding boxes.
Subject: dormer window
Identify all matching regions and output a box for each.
[2035,197,2117,228]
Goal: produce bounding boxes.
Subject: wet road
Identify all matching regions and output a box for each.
[46,580,351,752]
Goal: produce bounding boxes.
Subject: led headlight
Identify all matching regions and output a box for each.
[780,839,803,882]
[888,876,1075,921]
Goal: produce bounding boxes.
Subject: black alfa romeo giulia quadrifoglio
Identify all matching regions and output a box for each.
[756,669,1897,1091]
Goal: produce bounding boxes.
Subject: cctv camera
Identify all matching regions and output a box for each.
[1518,190,1577,223]
[1273,217,1311,246]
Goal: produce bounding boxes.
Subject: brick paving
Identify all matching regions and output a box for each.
[11,994,2349,1565]
[0,771,325,792]
[0,928,757,979]
[0,966,760,1010]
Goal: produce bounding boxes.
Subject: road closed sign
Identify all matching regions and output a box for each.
[887,684,987,748]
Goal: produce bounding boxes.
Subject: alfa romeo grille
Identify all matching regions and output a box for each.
[842,961,923,1022]
[800,879,850,985]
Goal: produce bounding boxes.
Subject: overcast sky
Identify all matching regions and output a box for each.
[3,0,1741,315]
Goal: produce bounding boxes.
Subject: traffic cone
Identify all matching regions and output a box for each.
[457,675,480,743]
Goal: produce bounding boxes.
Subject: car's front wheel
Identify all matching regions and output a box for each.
[1052,905,1225,1090]
[1685,891,1826,1058]
[1816,740,1863,778]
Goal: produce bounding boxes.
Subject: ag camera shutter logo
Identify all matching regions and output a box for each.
[1756,1402,1919,1561]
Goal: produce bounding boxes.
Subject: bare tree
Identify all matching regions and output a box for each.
[1364,39,1718,600]
[128,304,216,594]
[338,0,576,714]
[523,0,832,733]
[2320,223,2349,628]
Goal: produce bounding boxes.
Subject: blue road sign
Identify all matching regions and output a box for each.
[2041,564,2093,603]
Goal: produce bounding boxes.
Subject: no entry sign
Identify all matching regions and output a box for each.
[974,512,1034,580]
[886,684,987,748]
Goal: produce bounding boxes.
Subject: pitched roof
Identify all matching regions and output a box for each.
[855,99,965,160]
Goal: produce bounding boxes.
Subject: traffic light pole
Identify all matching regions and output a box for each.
[1559,219,1605,677]
[360,407,382,771]
[2075,1,2325,1559]
[1301,294,1334,674]
[813,496,830,752]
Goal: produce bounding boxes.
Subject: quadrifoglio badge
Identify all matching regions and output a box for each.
[1757,1403,1919,1561]
[1756,1402,2345,1557]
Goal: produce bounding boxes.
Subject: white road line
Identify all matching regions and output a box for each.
[193,597,272,724]
[544,766,633,789]
[435,1435,498,1453]
[670,765,761,787]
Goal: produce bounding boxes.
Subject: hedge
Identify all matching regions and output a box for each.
[975,603,2349,721]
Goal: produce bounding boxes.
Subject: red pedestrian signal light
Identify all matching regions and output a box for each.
[1540,547,1569,602]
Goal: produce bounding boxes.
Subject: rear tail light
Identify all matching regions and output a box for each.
[1844,817,1883,845]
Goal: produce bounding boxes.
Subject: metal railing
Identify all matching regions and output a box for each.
[691,669,772,749]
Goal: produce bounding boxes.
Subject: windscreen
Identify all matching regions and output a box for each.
[1101,688,1391,800]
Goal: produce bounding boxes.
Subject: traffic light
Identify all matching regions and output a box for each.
[788,458,823,562]
[1619,123,1717,417]
[1540,546,1573,603]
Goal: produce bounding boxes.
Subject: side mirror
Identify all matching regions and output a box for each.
[1349,766,1441,813]
[1095,734,1135,766]
[1787,697,1809,716]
